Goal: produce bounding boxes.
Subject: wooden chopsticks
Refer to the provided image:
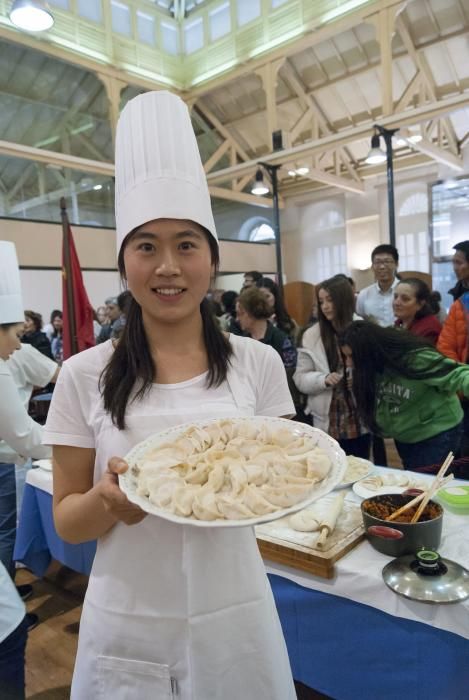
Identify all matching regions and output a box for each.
[410,452,454,523]
[386,474,453,522]
[384,452,454,524]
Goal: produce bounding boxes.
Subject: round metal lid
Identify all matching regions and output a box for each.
[382,550,469,604]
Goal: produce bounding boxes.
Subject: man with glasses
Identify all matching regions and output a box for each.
[356,244,399,327]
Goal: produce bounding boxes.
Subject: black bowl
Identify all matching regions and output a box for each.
[361,493,443,557]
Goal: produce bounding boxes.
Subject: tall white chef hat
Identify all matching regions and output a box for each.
[0,241,24,325]
[114,91,218,253]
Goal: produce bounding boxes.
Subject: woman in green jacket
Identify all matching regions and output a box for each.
[339,321,469,469]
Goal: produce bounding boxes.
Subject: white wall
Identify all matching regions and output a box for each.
[20,269,121,321]
[281,195,347,284]
[281,163,446,287]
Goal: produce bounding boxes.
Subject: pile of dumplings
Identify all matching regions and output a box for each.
[132,419,332,521]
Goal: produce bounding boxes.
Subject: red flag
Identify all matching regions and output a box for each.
[62,224,95,359]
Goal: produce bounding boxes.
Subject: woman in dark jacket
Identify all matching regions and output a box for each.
[22,310,53,359]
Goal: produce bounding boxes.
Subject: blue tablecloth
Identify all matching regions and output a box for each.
[269,574,469,700]
[14,482,96,577]
[14,481,469,699]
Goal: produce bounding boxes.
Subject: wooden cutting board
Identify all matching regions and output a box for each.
[256,496,365,579]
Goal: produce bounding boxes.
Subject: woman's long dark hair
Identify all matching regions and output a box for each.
[100,228,232,430]
[317,276,355,372]
[339,321,458,433]
[256,277,295,336]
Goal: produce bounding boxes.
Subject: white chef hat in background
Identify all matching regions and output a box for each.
[0,241,24,325]
[114,91,218,253]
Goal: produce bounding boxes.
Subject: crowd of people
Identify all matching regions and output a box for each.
[203,241,469,474]
[1,89,469,700]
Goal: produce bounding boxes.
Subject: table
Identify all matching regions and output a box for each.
[14,468,96,576]
[14,467,469,699]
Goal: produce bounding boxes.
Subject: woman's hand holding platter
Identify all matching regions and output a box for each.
[100,457,147,525]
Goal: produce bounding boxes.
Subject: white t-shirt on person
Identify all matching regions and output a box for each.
[7,343,57,409]
[42,335,296,700]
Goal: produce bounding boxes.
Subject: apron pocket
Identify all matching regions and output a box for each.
[97,655,175,700]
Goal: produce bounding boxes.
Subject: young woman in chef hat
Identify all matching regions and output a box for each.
[0,241,52,697]
[44,92,296,700]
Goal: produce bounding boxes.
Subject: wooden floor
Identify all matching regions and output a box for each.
[17,564,87,699]
[18,439,400,699]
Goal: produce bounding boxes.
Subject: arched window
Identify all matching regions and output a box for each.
[249,223,275,241]
[238,215,274,241]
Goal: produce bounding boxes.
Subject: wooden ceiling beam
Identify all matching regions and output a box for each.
[208,185,282,209]
[398,127,464,171]
[205,93,469,185]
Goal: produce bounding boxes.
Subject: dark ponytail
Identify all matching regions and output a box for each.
[100,229,232,430]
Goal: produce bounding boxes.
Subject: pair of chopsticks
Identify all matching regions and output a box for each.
[386,452,454,524]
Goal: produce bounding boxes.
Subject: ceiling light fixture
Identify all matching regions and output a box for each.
[9,0,54,32]
[365,132,386,164]
[295,166,310,176]
[251,169,269,196]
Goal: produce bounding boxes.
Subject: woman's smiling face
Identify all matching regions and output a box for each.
[122,219,214,326]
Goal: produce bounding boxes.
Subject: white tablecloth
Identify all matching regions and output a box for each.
[27,465,469,639]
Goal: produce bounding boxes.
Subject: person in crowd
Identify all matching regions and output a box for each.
[96,296,121,344]
[7,343,59,410]
[22,310,53,359]
[437,289,469,456]
[236,287,297,372]
[429,290,447,324]
[393,278,442,346]
[0,560,28,700]
[356,244,400,327]
[256,277,299,340]
[219,290,241,334]
[449,240,469,301]
[43,91,296,700]
[242,270,262,289]
[339,321,469,470]
[294,276,370,458]
[50,312,63,363]
[96,305,108,325]
[110,290,132,340]
[43,309,62,341]
[0,241,52,636]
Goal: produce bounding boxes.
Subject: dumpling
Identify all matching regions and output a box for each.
[226,463,248,495]
[216,494,255,520]
[242,485,277,515]
[244,462,268,486]
[284,437,317,456]
[148,479,184,508]
[269,474,312,488]
[171,485,201,517]
[269,427,297,448]
[141,445,187,465]
[259,484,308,508]
[288,462,308,478]
[192,490,222,521]
[185,462,211,485]
[305,450,331,481]
[231,421,259,440]
[204,463,225,493]
[136,468,181,496]
[184,426,212,452]
[227,438,259,459]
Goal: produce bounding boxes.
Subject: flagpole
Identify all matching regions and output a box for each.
[60,197,78,355]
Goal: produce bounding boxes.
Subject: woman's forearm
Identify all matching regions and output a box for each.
[54,484,117,544]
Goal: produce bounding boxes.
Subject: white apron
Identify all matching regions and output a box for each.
[71,368,296,700]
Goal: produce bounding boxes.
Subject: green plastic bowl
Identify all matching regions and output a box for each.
[436,485,469,515]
